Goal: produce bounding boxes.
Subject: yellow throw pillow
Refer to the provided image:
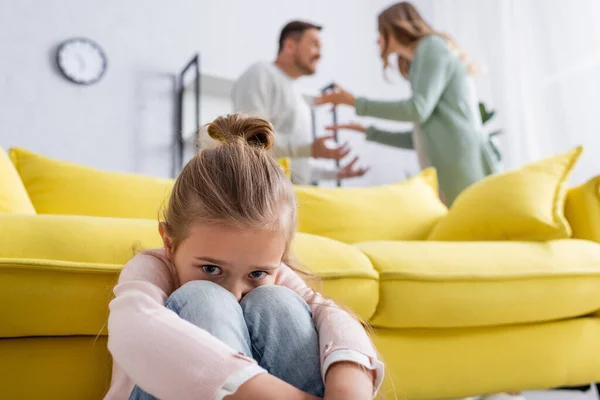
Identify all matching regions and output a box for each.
[0,147,35,214]
[10,148,174,220]
[429,147,582,241]
[565,175,600,243]
[295,168,447,243]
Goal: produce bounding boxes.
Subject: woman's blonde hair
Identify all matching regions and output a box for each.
[162,114,299,268]
[378,1,476,79]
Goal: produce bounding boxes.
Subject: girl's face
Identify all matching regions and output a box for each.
[161,222,286,301]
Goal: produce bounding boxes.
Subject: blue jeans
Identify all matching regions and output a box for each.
[129,281,325,399]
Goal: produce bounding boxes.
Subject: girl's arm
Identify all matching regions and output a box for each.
[108,253,318,400]
[227,374,321,400]
[355,35,456,124]
[276,265,384,399]
[324,362,375,400]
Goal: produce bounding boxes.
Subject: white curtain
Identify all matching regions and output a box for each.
[427,0,600,184]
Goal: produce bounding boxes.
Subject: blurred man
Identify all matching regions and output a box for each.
[232,21,368,184]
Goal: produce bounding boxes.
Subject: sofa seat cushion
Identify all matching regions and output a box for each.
[292,233,379,320]
[357,239,600,329]
[0,213,162,265]
[0,213,378,338]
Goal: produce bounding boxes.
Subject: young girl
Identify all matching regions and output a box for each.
[104,114,383,400]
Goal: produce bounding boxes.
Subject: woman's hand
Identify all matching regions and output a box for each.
[324,362,374,400]
[314,84,356,107]
[326,122,367,134]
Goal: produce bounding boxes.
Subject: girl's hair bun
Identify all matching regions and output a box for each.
[206,114,275,151]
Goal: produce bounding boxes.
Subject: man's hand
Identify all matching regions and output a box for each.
[314,84,356,108]
[312,135,351,160]
[324,362,374,400]
[326,122,367,134]
[337,156,370,180]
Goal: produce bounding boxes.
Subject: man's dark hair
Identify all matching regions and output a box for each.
[278,20,322,53]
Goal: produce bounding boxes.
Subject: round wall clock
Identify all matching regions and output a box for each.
[56,38,107,85]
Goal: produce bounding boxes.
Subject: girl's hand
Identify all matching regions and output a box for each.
[314,84,356,107]
[324,362,374,400]
[325,122,367,134]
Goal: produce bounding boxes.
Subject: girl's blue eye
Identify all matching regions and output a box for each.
[248,271,267,279]
[202,265,222,276]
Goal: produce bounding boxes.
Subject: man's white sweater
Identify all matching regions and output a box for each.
[232,62,336,184]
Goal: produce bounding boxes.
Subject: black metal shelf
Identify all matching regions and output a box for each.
[173,53,200,177]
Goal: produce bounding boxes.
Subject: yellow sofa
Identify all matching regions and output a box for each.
[2,147,600,400]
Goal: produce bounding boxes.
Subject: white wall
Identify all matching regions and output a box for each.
[0,0,422,184]
[428,0,600,185]
[4,0,597,186]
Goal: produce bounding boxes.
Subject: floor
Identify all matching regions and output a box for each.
[523,386,599,400]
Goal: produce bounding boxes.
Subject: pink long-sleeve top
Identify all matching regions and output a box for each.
[105,249,384,400]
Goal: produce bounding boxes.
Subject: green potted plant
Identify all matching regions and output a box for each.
[479,102,501,137]
[479,102,503,161]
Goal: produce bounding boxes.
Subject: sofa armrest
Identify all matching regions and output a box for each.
[0,213,162,338]
[566,176,600,243]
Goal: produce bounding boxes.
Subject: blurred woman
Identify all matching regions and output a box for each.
[314,1,501,206]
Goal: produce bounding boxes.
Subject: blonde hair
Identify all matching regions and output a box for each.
[163,114,298,267]
[378,1,476,79]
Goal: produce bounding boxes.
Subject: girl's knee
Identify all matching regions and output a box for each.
[166,280,237,310]
[165,281,252,355]
[241,285,310,315]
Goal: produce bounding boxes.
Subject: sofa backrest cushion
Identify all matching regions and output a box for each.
[0,147,36,214]
[9,148,293,220]
[429,147,582,241]
[566,175,600,243]
[10,148,174,220]
[295,168,448,243]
